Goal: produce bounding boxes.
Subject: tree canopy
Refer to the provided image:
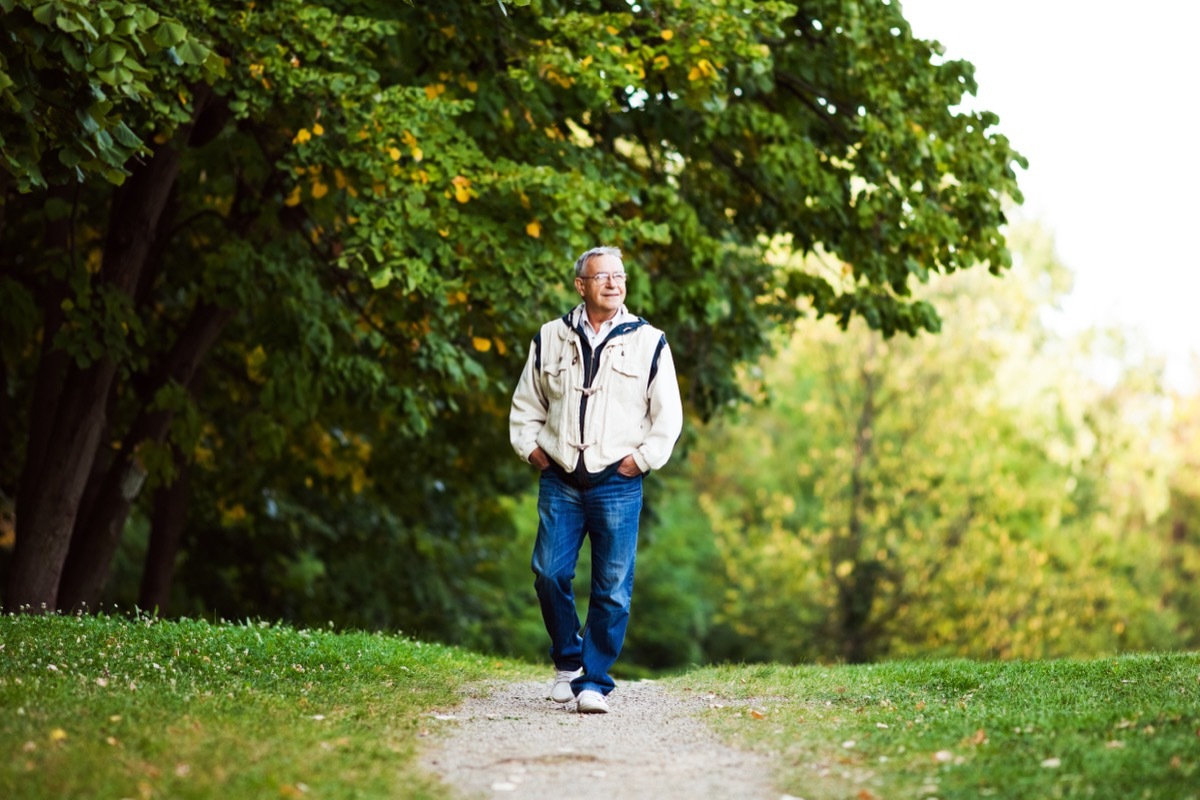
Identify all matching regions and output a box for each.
[0,0,1024,621]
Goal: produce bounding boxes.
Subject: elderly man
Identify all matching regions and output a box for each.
[509,246,683,714]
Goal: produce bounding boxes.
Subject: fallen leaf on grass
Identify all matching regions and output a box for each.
[750,710,766,720]
[1041,758,1061,768]
[970,728,988,746]
[1170,756,1183,769]
[1105,740,1125,749]
[933,750,953,763]
[48,728,68,743]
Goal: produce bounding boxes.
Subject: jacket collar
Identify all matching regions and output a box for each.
[559,303,635,339]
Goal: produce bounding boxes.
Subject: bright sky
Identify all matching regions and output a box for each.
[899,0,1200,392]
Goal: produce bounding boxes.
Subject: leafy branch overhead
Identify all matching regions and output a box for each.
[0,0,1024,614]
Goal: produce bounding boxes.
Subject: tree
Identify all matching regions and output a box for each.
[687,222,1182,663]
[0,0,1023,616]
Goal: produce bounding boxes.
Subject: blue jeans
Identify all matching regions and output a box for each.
[531,468,643,697]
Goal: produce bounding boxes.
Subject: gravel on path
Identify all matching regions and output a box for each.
[419,678,782,800]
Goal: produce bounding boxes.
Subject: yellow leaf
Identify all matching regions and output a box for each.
[688,59,716,82]
[472,337,492,352]
[653,54,670,70]
[440,25,456,38]
[284,185,302,207]
[411,146,423,162]
[465,81,478,92]
[245,345,267,382]
[312,123,325,136]
[438,229,450,238]
[425,83,445,100]
[526,220,541,238]
[293,128,311,145]
[495,339,507,356]
[311,181,329,199]
[452,175,472,204]
[334,168,347,189]
[606,25,619,35]
[388,147,402,161]
[661,29,674,41]
[49,729,68,743]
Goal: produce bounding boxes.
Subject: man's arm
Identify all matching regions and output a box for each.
[509,335,549,463]
[630,341,683,473]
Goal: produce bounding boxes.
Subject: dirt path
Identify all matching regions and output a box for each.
[419,679,782,799]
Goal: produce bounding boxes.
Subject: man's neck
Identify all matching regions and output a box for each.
[585,308,619,333]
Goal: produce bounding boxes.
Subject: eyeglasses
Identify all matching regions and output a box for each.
[579,272,627,284]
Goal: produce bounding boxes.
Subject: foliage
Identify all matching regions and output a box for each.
[0,0,223,189]
[684,222,1184,663]
[0,0,1024,628]
[0,612,535,799]
[672,654,1200,800]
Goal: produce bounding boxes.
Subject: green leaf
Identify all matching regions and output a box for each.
[133,8,160,29]
[60,41,86,71]
[75,107,100,134]
[90,42,128,68]
[174,39,210,66]
[55,15,82,34]
[112,121,142,149]
[31,4,54,25]
[152,21,188,48]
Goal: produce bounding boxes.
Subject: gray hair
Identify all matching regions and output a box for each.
[573,246,623,278]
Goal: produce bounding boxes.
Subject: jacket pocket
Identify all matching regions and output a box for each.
[608,354,645,406]
[541,357,571,401]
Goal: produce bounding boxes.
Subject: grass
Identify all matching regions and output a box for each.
[666,655,1200,800]
[4,615,1197,799]
[0,612,537,799]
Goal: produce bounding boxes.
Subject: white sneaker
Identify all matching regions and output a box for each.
[549,668,583,703]
[576,689,609,714]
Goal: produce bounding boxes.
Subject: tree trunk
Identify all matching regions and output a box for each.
[836,344,878,663]
[138,452,192,614]
[5,188,77,611]
[6,140,192,612]
[58,302,232,610]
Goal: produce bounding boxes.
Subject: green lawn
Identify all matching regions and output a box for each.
[669,655,1200,799]
[3,615,1196,799]
[0,612,535,799]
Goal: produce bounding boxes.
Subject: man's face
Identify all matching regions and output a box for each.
[575,253,627,318]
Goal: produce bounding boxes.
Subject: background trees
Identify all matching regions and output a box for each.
[1,0,1023,627]
[677,222,1190,664]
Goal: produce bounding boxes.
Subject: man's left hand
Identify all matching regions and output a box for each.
[617,455,642,477]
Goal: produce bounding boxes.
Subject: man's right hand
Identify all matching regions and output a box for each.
[528,447,551,471]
